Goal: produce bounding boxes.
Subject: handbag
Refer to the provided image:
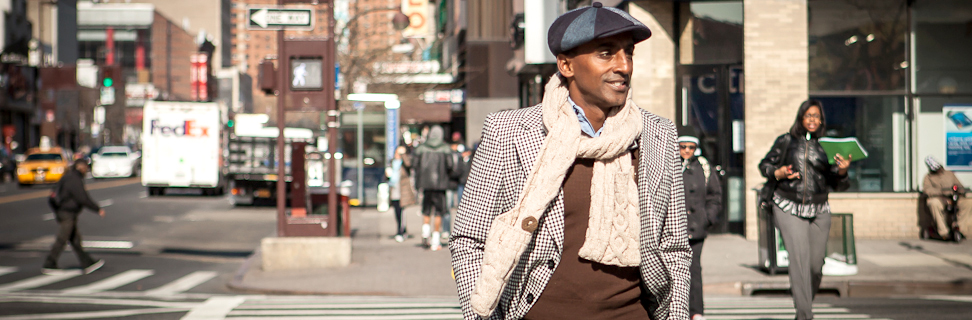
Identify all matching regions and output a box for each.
[759,134,791,211]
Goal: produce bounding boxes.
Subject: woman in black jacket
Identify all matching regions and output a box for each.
[759,100,851,320]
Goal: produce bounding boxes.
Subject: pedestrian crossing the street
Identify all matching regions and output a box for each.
[703,297,890,320]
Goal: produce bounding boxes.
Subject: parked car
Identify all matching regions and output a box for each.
[16,147,70,186]
[91,146,141,178]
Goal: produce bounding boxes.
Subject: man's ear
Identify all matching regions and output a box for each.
[557,54,574,78]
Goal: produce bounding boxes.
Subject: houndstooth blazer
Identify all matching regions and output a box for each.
[450,105,691,320]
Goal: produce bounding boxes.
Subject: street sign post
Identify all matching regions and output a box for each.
[247,7,314,30]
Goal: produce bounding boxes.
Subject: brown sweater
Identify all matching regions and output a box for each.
[524,153,649,320]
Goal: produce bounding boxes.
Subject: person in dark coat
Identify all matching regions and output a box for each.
[413,125,455,251]
[678,129,722,320]
[43,159,105,274]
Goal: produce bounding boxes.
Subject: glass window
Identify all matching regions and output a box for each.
[813,96,909,192]
[913,0,972,94]
[678,1,743,65]
[808,0,907,92]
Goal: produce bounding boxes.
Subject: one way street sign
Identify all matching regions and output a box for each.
[247,7,314,31]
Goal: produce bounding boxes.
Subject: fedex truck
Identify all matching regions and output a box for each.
[141,101,226,196]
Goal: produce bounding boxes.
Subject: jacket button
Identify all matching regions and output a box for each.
[547,260,555,269]
[526,293,534,303]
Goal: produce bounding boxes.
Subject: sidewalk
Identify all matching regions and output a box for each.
[229,206,972,297]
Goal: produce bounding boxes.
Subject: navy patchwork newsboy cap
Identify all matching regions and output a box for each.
[547,2,652,56]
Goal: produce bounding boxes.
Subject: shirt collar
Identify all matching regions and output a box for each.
[568,97,603,138]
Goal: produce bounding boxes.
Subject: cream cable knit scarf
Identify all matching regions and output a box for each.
[470,74,643,317]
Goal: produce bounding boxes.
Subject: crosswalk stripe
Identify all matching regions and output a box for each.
[144,271,217,297]
[0,271,81,292]
[235,302,460,309]
[181,296,247,320]
[225,316,464,320]
[228,308,462,316]
[0,307,188,320]
[60,269,154,294]
[0,266,18,277]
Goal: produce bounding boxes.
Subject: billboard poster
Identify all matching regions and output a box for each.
[944,105,972,171]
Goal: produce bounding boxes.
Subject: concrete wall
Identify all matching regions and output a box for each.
[743,0,809,240]
[466,98,518,147]
[628,1,676,120]
[829,193,920,239]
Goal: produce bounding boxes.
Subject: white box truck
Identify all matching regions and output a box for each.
[141,101,225,196]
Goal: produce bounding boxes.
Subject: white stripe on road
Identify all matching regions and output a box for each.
[97,199,113,207]
[707,307,850,315]
[60,269,154,294]
[0,266,18,277]
[81,240,134,249]
[144,271,217,297]
[181,296,247,320]
[224,316,464,320]
[235,302,461,309]
[0,294,198,308]
[0,307,188,320]
[0,271,81,292]
[705,315,872,320]
[42,213,54,221]
[228,308,462,316]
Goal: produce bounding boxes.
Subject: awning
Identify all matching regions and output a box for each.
[400,101,452,124]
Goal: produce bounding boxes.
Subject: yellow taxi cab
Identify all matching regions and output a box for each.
[17,147,71,186]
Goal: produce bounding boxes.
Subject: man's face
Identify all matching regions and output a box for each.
[76,163,89,175]
[558,33,635,110]
[678,143,697,160]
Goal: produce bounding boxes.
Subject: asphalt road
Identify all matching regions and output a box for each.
[2,179,971,319]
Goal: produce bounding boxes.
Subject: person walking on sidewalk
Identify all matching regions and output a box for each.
[43,159,105,274]
[678,129,722,320]
[759,100,850,320]
[413,125,455,251]
[387,146,417,243]
[451,3,691,319]
[921,156,971,240]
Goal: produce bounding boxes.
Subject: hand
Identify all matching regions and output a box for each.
[98,209,105,218]
[835,153,852,170]
[774,165,800,180]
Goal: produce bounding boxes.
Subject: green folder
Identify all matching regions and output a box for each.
[818,137,868,164]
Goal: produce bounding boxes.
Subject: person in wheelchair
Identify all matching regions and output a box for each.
[922,156,971,240]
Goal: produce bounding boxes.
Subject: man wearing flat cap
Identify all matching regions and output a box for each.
[451,2,691,320]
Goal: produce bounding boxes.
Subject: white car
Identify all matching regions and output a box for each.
[91,146,141,178]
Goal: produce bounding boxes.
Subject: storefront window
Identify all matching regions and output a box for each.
[678,1,742,65]
[808,0,907,92]
[913,0,972,94]
[814,96,908,192]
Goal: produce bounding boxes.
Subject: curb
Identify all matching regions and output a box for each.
[707,280,972,297]
[224,246,401,296]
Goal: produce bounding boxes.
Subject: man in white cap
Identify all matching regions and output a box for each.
[451,2,690,319]
[922,156,971,240]
[677,129,721,320]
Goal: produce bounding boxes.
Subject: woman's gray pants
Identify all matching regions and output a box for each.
[772,203,831,320]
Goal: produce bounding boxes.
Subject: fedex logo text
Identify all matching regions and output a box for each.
[150,120,210,137]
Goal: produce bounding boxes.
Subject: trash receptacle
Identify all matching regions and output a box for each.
[823,213,858,276]
[756,187,788,275]
[756,188,858,276]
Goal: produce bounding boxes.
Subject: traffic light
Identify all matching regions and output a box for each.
[227,119,235,128]
[102,67,114,88]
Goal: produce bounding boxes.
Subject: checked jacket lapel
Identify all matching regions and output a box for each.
[514,106,566,250]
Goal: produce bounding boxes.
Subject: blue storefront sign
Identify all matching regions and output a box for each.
[386,107,399,162]
[944,105,972,171]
